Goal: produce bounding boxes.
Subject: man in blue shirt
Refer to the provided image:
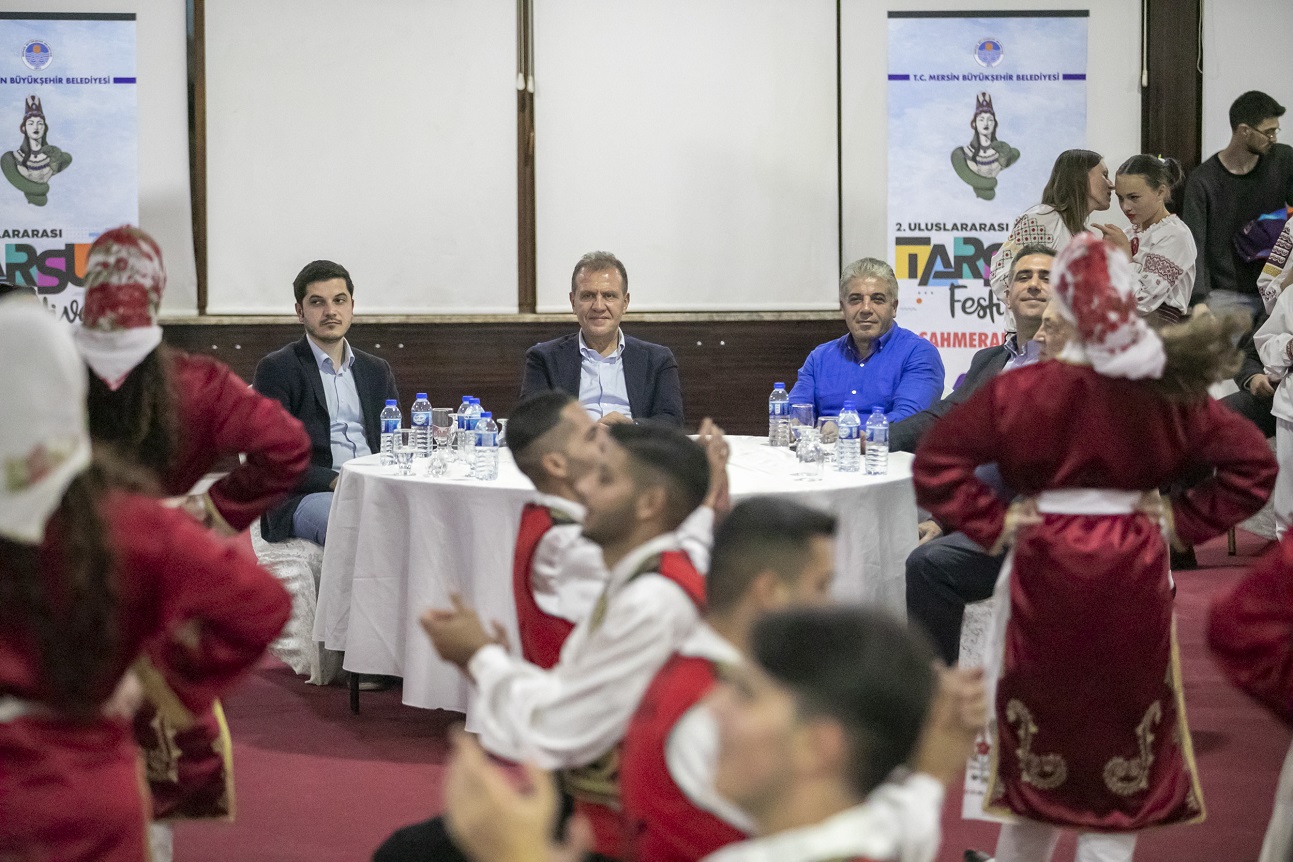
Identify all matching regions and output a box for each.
[789,258,944,422]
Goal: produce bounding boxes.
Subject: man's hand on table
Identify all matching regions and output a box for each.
[696,418,731,517]
[421,593,508,672]
[597,411,633,426]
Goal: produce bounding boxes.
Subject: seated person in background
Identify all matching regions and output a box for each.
[891,244,1052,454]
[619,498,837,862]
[1253,291,1293,539]
[521,251,684,426]
[703,607,985,862]
[253,260,398,545]
[790,258,944,422]
[904,290,1064,666]
[1033,298,1078,361]
[377,423,727,862]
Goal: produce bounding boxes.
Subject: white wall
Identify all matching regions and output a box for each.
[841,0,1141,266]
[204,0,517,315]
[1201,0,1293,158]
[532,0,840,312]
[0,0,198,316]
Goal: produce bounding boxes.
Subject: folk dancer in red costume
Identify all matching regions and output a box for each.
[914,232,1277,862]
[1209,539,1293,862]
[73,225,310,858]
[619,498,837,862]
[701,607,985,862]
[0,297,291,862]
[379,422,728,862]
[504,391,721,669]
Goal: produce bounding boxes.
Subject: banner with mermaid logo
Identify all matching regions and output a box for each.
[0,12,137,324]
[886,11,1087,389]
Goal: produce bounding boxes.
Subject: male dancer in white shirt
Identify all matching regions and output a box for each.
[378,422,725,861]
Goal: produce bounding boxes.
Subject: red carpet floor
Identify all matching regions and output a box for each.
[178,530,1291,862]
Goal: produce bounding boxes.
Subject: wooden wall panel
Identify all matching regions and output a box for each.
[1142,0,1203,172]
[161,318,846,436]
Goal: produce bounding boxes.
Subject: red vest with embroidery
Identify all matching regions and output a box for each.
[620,653,747,862]
[512,503,577,669]
[565,548,708,860]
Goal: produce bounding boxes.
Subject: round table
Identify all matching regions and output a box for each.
[314,436,919,713]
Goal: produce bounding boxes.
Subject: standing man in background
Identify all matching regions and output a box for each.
[254,260,398,546]
[1183,90,1293,320]
[520,251,685,427]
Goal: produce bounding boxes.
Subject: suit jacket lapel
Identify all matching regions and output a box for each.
[352,353,383,448]
[295,337,328,415]
[558,336,582,397]
[621,338,647,419]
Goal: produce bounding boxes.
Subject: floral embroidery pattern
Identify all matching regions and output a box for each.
[1007,698,1068,789]
[1103,701,1162,797]
[4,438,75,492]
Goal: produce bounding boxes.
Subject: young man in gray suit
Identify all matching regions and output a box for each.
[520,251,684,427]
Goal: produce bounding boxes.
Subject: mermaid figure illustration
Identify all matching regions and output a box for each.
[2,95,73,207]
[951,92,1019,201]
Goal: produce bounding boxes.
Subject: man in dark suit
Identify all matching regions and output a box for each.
[253,260,398,545]
[901,243,1053,664]
[520,251,684,426]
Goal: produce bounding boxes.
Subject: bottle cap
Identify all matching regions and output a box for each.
[481,412,492,418]
[469,397,480,404]
[385,399,397,406]
[872,406,884,413]
[774,382,785,389]
[416,393,427,400]
[842,400,856,410]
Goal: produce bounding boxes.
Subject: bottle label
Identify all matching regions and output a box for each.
[838,424,860,440]
[769,402,790,417]
[412,412,431,427]
[464,418,479,431]
[476,432,498,447]
[382,418,400,434]
[867,427,888,445]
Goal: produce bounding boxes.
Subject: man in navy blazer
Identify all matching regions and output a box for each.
[520,251,684,427]
[253,260,398,544]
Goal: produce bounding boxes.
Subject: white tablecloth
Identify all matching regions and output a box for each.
[314,437,919,712]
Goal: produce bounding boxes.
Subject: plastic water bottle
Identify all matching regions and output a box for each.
[462,397,482,463]
[768,382,791,447]
[865,407,889,476]
[379,399,402,466]
[473,412,499,480]
[411,393,433,459]
[836,401,861,472]
[455,396,473,460]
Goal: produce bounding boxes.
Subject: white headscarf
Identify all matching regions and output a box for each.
[1049,232,1167,380]
[0,296,93,544]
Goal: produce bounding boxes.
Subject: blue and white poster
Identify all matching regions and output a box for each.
[887,11,1088,387]
[0,12,137,324]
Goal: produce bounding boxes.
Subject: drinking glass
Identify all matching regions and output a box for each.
[393,428,417,476]
[816,416,839,465]
[790,403,815,442]
[795,428,824,481]
[428,422,452,477]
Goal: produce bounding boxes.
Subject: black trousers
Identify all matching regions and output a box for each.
[1221,387,1277,439]
[373,804,617,862]
[905,531,1005,665]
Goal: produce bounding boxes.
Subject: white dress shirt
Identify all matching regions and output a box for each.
[578,329,633,421]
[470,515,714,769]
[700,774,946,862]
[1256,288,1293,424]
[306,337,371,468]
[530,494,715,626]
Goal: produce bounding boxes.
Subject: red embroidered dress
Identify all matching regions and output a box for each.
[0,493,290,862]
[914,360,1275,829]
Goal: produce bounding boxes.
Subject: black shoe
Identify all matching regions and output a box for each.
[1169,544,1198,571]
[965,852,993,862]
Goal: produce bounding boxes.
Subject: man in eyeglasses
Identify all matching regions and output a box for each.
[1183,90,1293,323]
